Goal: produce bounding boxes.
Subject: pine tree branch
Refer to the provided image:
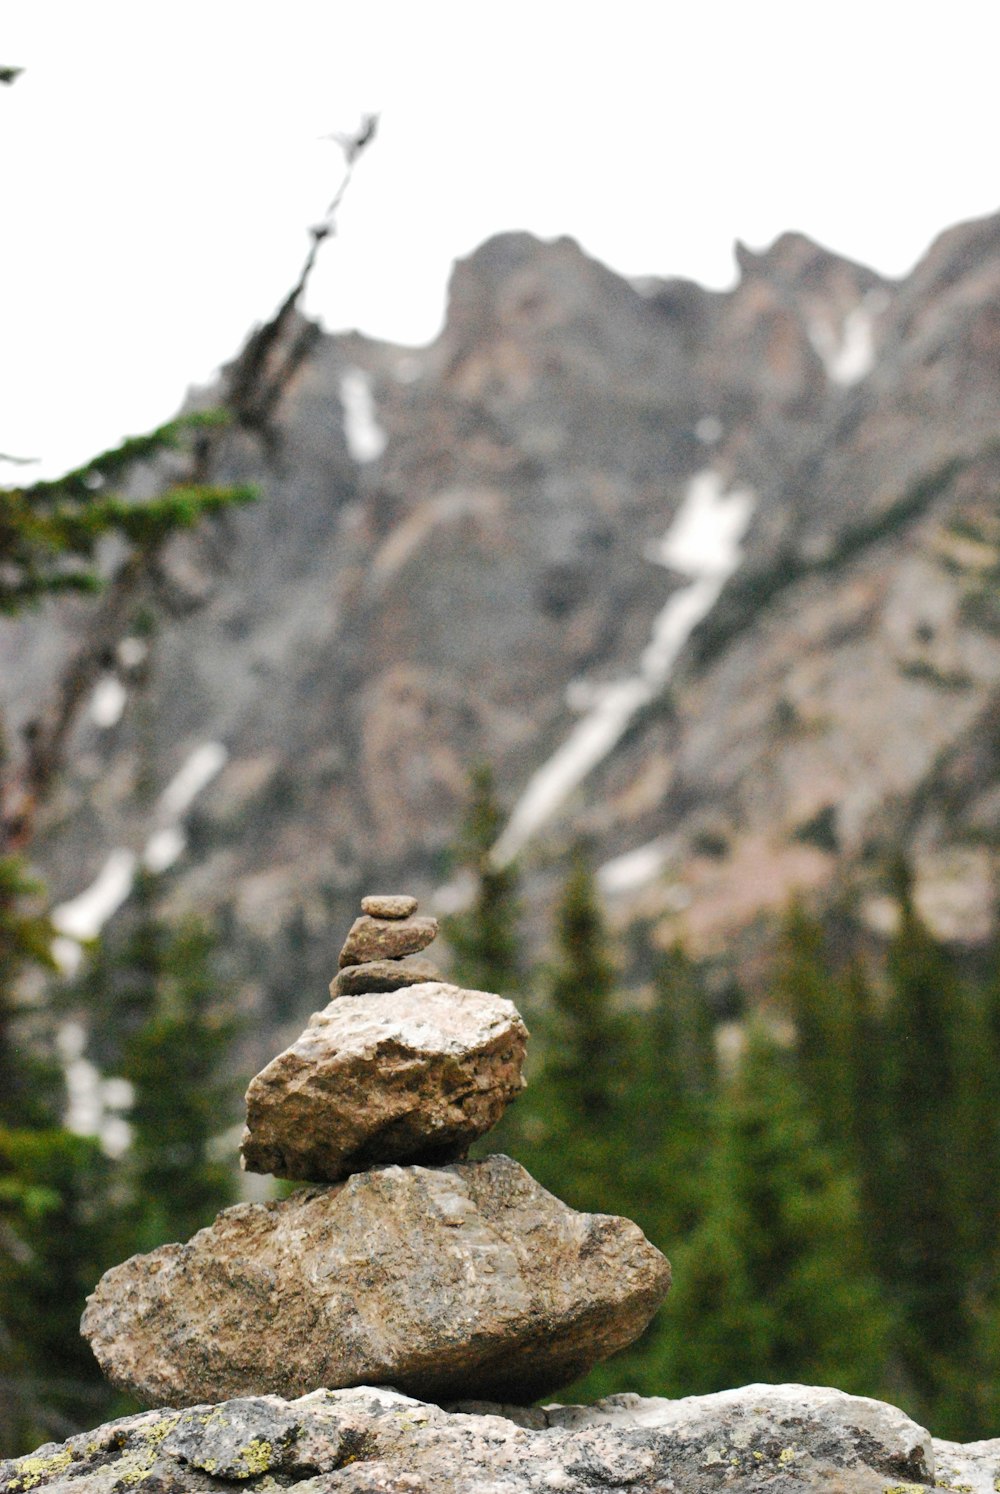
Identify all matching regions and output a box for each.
[2,551,151,851]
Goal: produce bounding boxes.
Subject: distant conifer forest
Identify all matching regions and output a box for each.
[4,759,1000,1454]
[6,94,1000,1463]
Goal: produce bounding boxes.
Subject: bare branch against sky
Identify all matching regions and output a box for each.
[2,2,999,477]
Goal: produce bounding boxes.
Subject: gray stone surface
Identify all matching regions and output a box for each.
[340,914,439,968]
[5,1381,978,1493]
[331,955,441,997]
[933,1434,1000,1494]
[80,1155,670,1410]
[361,894,418,919]
[240,983,526,1180]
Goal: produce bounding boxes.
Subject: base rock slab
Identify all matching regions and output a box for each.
[241,983,527,1181]
[80,1154,671,1408]
[5,1382,985,1494]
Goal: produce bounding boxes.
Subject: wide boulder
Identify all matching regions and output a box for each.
[81,1155,671,1408]
[240,983,527,1181]
[4,1382,971,1494]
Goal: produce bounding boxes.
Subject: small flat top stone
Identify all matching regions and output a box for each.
[361,894,418,919]
[339,913,438,968]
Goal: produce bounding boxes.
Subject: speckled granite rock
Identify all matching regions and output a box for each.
[6,1381,985,1494]
[240,983,527,1180]
[80,1155,670,1410]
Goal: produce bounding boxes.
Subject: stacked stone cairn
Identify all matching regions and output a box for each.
[81,896,671,1408]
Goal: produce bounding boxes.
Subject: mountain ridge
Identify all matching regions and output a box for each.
[5,209,1000,1037]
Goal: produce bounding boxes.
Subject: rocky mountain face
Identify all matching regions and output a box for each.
[5,212,1000,1037]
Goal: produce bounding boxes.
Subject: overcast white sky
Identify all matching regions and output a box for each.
[4,1,1000,479]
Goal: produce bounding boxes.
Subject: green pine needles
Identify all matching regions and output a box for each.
[0,412,255,613]
[0,412,255,1456]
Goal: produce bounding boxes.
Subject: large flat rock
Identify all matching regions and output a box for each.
[5,1381,969,1494]
[240,983,527,1181]
[80,1155,671,1409]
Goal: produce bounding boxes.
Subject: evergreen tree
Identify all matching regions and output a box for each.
[778,909,898,1294]
[0,858,63,1129]
[969,967,1000,1429]
[510,856,686,1403]
[546,842,623,1127]
[122,914,241,1251]
[959,940,1000,1280]
[770,880,1000,1439]
[838,953,886,1228]
[651,1023,891,1398]
[442,764,521,995]
[509,844,630,1231]
[73,870,168,1075]
[0,1127,122,1455]
[967,1267,1000,1434]
[622,944,717,1241]
[880,860,975,1427]
[0,421,254,1457]
[444,765,528,1163]
[649,945,717,1106]
[564,945,721,1402]
[0,414,253,617]
[0,862,123,1454]
[776,902,852,1156]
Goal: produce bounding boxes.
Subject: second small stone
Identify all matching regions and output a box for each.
[339,913,438,968]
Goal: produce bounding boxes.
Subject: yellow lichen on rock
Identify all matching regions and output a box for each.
[236,1438,275,1476]
[5,1447,72,1491]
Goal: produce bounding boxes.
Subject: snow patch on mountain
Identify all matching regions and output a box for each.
[598,839,671,895]
[90,674,127,728]
[143,826,187,874]
[50,741,229,1152]
[57,1020,134,1156]
[116,636,148,669]
[52,849,138,953]
[494,472,754,865]
[808,292,889,386]
[50,743,227,973]
[340,367,387,463]
[157,742,227,819]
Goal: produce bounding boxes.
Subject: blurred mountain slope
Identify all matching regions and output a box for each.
[5,212,1000,1031]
